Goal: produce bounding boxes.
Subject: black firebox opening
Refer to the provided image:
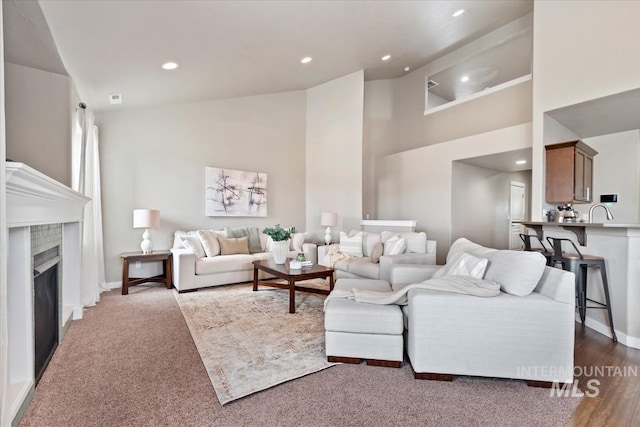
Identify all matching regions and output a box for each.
[34,263,59,385]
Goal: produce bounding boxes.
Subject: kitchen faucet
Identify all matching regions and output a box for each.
[588,204,614,223]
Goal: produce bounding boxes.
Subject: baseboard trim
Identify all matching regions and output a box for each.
[104,281,121,290]
[575,315,640,349]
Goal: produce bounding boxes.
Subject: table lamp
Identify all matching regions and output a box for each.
[320,212,338,245]
[133,209,160,254]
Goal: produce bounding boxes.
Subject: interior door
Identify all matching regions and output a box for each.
[509,182,526,249]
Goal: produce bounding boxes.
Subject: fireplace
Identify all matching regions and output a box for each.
[33,246,61,384]
[5,162,90,424]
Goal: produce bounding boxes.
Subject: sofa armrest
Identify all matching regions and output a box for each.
[302,243,317,264]
[389,264,442,290]
[379,252,436,282]
[317,244,339,267]
[170,248,196,291]
[534,266,576,305]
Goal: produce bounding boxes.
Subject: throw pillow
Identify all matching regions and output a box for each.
[363,232,381,257]
[483,250,546,296]
[380,231,398,243]
[225,226,262,254]
[197,230,221,257]
[399,232,427,254]
[290,232,307,252]
[370,242,383,264]
[245,227,263,253]
[339,231,364,257]
[432,251,488,279]
[218,236,250,255]
[383,235,407,256]
[180,234,206,258]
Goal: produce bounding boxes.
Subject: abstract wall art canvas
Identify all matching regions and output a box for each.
[205,167,267,217]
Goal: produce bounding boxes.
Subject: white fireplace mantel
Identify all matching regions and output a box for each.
[5,162,90,227]
[5,162,90,424]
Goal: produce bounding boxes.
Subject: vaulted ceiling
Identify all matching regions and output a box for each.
[5,1,533,111]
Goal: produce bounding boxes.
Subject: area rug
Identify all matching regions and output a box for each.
[175,282,336,405]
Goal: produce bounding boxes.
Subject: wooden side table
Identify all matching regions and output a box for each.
[120,251,173,295]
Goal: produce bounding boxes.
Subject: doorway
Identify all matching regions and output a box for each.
[509,181,526,249]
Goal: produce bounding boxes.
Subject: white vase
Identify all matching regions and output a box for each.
[272,240,289,264]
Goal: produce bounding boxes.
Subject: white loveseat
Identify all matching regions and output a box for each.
[390,238,575,384]
[318,230,436,282]
[171,229,315,292]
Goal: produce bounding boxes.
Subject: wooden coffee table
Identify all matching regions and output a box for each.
[252,260,335,313]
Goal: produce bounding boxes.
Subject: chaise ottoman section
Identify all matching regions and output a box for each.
[324,279,404,367]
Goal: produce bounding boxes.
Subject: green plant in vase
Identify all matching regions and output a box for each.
[262,224,296,241]
[263,224,296,264]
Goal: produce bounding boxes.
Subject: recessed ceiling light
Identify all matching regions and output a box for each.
[404,66,411,72]
[300,56,312,64]
[460,75,469,82]
[453,9,465,17]
[516,160,527,165]
[381,54,391,61]
[162,62,178,70]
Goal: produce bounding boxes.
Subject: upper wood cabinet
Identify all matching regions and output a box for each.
[545,140,598,204]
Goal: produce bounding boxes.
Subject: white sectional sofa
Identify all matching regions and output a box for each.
[318,230,437,281]
[170,228,315,292]
[391,238,576,384]
[325,237,575,385]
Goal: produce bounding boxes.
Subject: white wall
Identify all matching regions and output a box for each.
[4,63,72,186]
[452,163,531,249]
[96,90,307,283]
[306,71,364,241]
[532,0,640,218]
[581,130,640,224]
[363,79,396,220]
[1,3,10,425]
[377,123,532,263]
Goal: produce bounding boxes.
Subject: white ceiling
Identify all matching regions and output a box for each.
[32,0,532,112]
[547,87,640,139]
[457,148,532,173]
[429,28,532,102]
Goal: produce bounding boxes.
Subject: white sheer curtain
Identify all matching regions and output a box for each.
[72,108,107,306]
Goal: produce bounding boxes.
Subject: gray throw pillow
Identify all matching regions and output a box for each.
[225,227,262,253]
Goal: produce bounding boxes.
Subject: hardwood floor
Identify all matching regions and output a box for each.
[569,325,640,426]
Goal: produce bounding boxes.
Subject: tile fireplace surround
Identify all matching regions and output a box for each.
[4,162,90,424]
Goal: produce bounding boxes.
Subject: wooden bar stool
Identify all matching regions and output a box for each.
[546,237,617,342]
[519,233,553,266]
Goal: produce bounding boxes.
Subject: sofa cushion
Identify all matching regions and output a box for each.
[447,238,546,296]
[218,237,250,255]
[339,232,364,257]
[180,233,206,258]
[290,232,306,252]
[362,232,382,257]
[433,251,488,279]
[383,235,406,255]
[197,230,222,257]
[400,232,427,254]
[195,254,255,274]
[483,250,546,296]
[381,231,398,243]
[346,258,380,280]
[447,238,495,262]
[370,242,383,264]
[225,227,262,253]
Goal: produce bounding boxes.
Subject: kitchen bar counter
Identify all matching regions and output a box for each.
[518,221,640,245]
[518,220,640,349]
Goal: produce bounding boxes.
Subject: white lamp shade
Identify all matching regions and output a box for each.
[133,209,160,229]
[320,212,338,227]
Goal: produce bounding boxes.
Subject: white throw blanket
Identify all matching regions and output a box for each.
[324,275,500,310]
[322,243,354,268]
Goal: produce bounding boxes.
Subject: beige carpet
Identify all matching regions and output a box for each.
[175,282,337,405]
